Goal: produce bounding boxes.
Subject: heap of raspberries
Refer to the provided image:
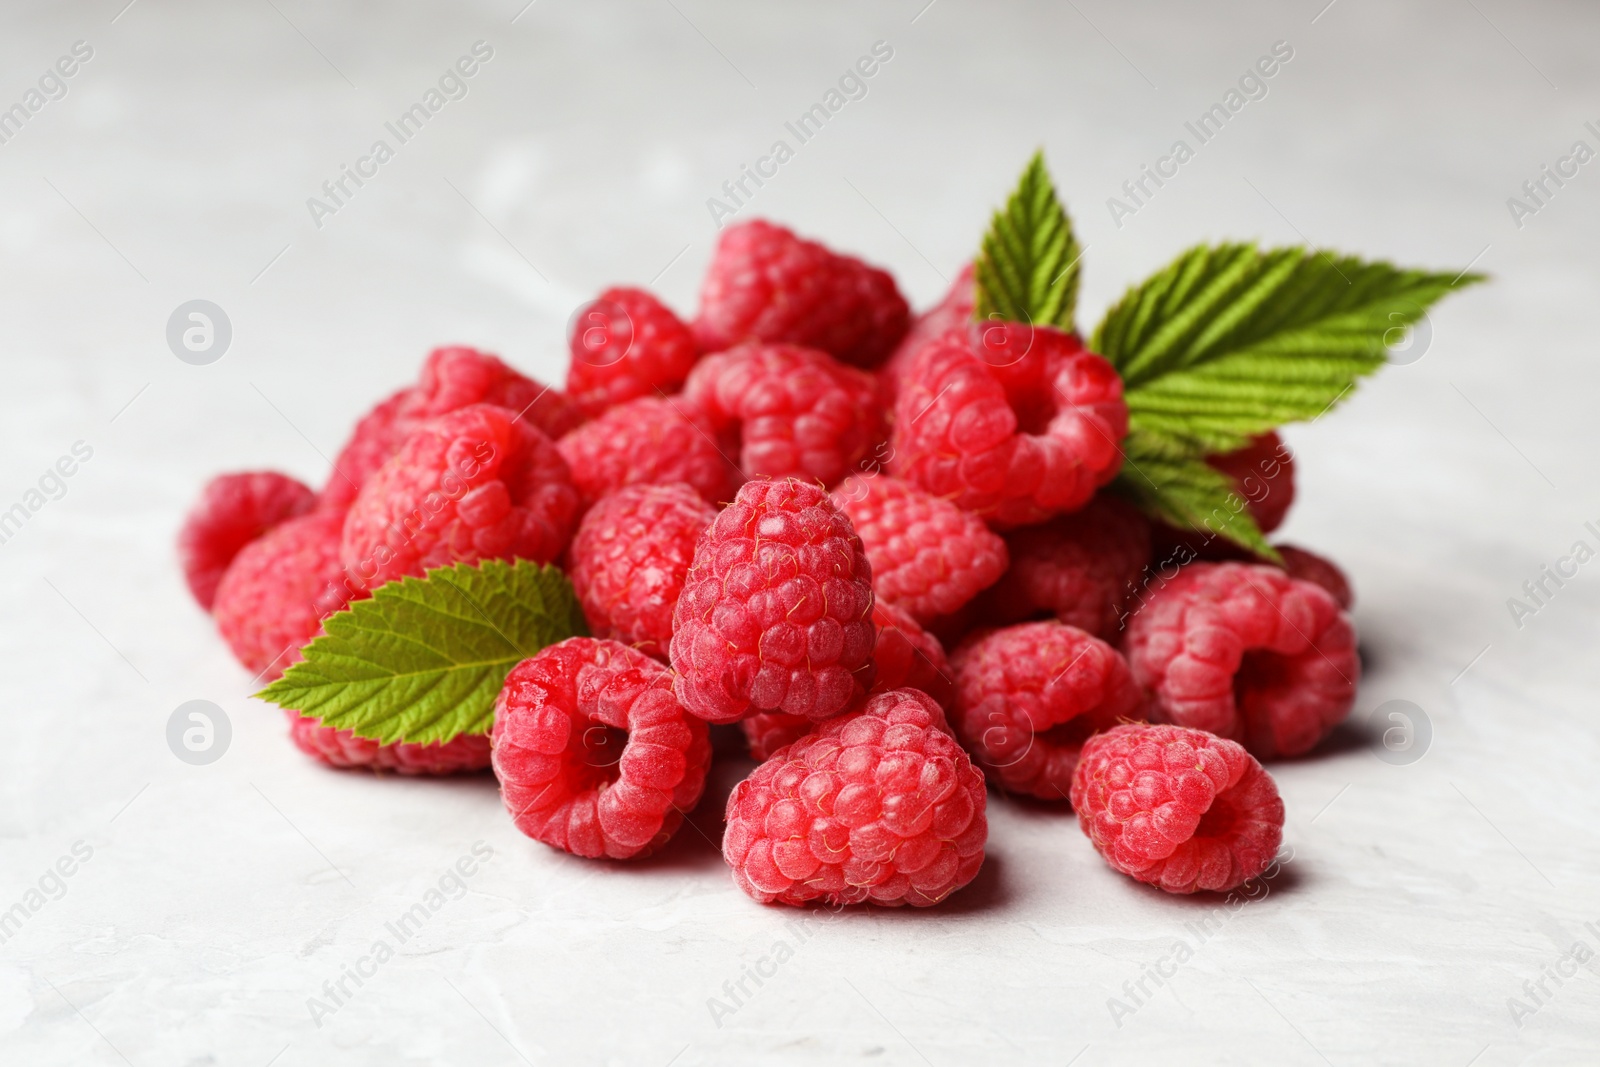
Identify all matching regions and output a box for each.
[183,219,1361,906]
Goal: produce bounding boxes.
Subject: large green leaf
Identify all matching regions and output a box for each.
[973,150,1083,331]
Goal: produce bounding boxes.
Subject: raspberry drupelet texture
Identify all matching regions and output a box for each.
[833,472,1008,623]
[1071,723,1285,894]
[1122,562,1359,759]
[670,478,876,724]
[492,638,712,860]
[320,388,411,512]
[568,483,718,660]
[212,509,354,682]
[179,471,317,610]
[693,220,910,368]
[1208,432,1295,535]
[880,262,974,400]
[950,621,1143,800]
[890,323,1127,527]
[740,601,954,760]
[287,711,493,775]
[978,493,1152,638]
[341,404,580,591]
[556,396,742,509]
[723,688,987,907]
[683,343,884,487]
[1274,544,1353,610]
[566,288,700,418]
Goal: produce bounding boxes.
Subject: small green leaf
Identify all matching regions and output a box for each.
[257,559,586,745]
[1113,430,1280,562]
[973,150,1083,331]
[1093,242,1483,455]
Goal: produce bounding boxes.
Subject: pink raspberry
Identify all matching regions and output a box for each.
[212,510,354,682]
[880,262,974,400]
[567,483,717,660]
[890,323,1127,527]
[1071,723,1285,894]
[979,493,1152,638]
[492,638,712,860]
[950,621,1143,800]
[320,389,411,512]
[670,478,875,724]
[1208,432,1295,535]
[566,288,700,418]
[693,220,909,368]
[833,472,1007,623]
[740,601,954,760]
[287,712,493,775]
[1122,562,1359,759]
[683,344,884,487]
[1274,544,1353,610]
[341,405,580,592]
[723,688,987,907]
[178,471,317,610]
[556,396,742,509]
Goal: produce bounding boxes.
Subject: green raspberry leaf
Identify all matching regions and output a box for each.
[1093,242,1484,455]
[1113,429,1280,562]
[973,150,1083,331]
[256,559,586,746]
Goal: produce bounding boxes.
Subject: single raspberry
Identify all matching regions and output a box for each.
[566,288,700,418]
[979,493,1152,638]
[212,510,354,681]
[178,471,317,610]
[1208,432,1295,534]
[693,219,909,368]
[492,638,712,860]
[404,345,583,441]
[1274,544,1353,609]
[880,262,974,399]
[890,323,1127,527]
[683,344,884,487]
[341,404,580,592]
[1071,723,1285,894]
[287,711,493,775]
[670,478,875,724]
[832,472,1007,623]
[556,396,742,509]
[740,601,954,760]
[1122,562,1359,759]
[950,621,1143,800]
[568,483,717,659]
[723,688,987,907]
[320,388,411,512]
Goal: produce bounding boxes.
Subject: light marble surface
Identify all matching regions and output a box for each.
[1,1,1597,1063]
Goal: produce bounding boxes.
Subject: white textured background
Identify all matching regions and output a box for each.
[1,1,1597,1064]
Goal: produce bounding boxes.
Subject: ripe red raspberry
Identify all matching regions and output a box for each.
[683,344,884,487]
[723,688,987,907]
[880,262,974,400]
[568,483,717,659]
[979,493,1152,638]
[1208,432,1295,535]
[950,621,1142,800]
[287,712,493,775]
[740,601,954,760]
[212,510,354,681]
[833,472,1007,623]
[670,478,875,724]
[1274,544,1353,609]
[1071,723,1285,894]
[693,220,909,368]
[492,638,712,860]
[1122,562,1358,759]
[566,288,700,418]
[320,388,411,512]
[341,405,580,592]
[405,345,583,441]
[890,323,1127,527]
[179,471,317,610]
[556,396,742,509]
